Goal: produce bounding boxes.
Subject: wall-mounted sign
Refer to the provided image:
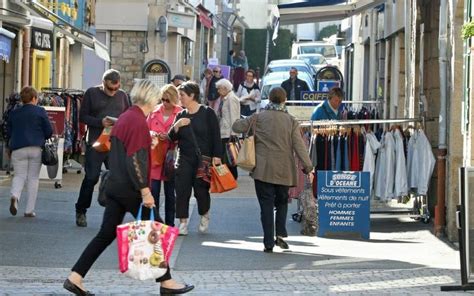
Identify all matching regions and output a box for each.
[143,59,171,89]
[167,11,195,30]
[31,28,53,51]
[0,35,12,63]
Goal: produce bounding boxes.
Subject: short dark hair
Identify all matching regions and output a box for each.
[20,86,37,104]
[246,69,256,77]
[102,69,121,84]
[178,81,200,102]
[329,87,344,99]
[269,87,287,104]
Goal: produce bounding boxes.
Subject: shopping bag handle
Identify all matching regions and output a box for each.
[136,203,155,222]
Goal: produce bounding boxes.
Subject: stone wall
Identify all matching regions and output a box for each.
[110,31,146,92]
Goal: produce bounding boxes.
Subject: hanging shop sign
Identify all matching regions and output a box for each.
[31,27,53,51]
[167,11,194,30]
[317,171,370,239]
[300,91,329,101]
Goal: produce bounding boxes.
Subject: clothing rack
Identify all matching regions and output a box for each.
[286,100,381,105]
[296,116,433,223]
[41,87,84,95]
[300,117,425,127]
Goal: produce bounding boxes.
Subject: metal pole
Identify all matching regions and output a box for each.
[435,0,449,236]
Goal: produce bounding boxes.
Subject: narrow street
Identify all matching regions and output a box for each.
[0,171,466,295]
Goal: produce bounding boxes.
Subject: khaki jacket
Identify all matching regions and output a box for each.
[232,110,313,186]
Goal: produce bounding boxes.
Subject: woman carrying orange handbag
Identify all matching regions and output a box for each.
[147,84,183,226]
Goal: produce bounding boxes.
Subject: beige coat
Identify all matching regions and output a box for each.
[232,110,313,187]
[219,91,241,139]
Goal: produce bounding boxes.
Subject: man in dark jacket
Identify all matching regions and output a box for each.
[207,66,223,110]
[75,69,130,227]
[280,67,309,101]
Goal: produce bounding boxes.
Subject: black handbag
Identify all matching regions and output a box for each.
[41,139,58,166]
[98,170,110,207]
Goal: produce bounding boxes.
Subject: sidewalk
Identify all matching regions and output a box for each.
[0,171,467,295]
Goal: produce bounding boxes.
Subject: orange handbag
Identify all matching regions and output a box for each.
[151,139,168,166]
[92,127,112,152]
[210,164,237,193]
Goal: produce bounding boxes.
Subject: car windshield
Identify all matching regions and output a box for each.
[300,45,337,58]
[267,65,310,73]
[298,56,326,65]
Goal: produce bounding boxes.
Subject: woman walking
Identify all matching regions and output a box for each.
[215,79,240,179]
[232,87,313,252]
[7,86,53,218]
[64,80,193,295]
[236,69,261,116]
[147,84,182,226]
[168,81,222,235]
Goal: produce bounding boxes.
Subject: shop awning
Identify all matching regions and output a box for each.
[0,27,16,63]
[197,4,213,29]
[277,0,386,25]
[14,0,110,62]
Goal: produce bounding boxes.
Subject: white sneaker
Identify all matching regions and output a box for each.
[179,222,188,236]
[198,213,209,233]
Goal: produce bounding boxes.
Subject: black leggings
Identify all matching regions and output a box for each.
[71,197,171,283]
[174,156,211,218]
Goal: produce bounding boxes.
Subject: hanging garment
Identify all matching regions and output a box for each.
[309,134,318,167]
[407,132,418,190]
[374,132,396,200]
[393,129,408,197]
[363,132,381,193]
[409,130,436,195]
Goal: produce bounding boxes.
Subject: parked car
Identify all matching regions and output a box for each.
[291,41,340,69]
[259,71,315,109]
[292,54,328,73]
[263,59,316,77]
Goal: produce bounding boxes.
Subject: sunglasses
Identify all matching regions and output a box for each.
[162,98,170,103]
[213,70,220,73]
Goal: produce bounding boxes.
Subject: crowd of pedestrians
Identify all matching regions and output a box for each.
[6,57,319,294]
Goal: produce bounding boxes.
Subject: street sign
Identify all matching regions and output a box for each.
[317,171,370,239]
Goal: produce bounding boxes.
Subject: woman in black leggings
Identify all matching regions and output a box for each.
[63,79,194,295]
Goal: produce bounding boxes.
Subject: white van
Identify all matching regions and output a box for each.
[291,41,339,68]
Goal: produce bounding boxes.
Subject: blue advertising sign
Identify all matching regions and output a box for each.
[317,171,370,239]
[0,35,12,63]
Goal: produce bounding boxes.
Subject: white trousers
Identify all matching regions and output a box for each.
[10,146,42,214]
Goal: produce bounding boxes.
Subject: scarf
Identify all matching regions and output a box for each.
[265,102,288,113]
[111,105,151,156]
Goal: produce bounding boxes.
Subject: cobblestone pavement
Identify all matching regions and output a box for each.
[0,172,470,295]
[0,266,466,295]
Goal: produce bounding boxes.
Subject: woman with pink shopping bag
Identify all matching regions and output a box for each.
[63,80,194,295]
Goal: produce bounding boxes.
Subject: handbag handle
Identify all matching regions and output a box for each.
[136,203,155,222]
[244,114,257,138]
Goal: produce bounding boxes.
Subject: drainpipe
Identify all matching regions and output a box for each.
[22,27,30,87]
[435,0,448,236]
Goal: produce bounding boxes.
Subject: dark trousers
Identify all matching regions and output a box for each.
[76,145,109,214]
[175,156,210,219]
[221,138,238,180]
[71,197,171,282]
[254,179,289,249]
[151,179,176,226]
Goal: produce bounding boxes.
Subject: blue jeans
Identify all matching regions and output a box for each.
[151,179,176,226]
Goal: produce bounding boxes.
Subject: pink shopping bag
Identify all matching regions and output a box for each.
[116,206,179,276]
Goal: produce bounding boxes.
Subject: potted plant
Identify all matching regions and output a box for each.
[462,21,474,40]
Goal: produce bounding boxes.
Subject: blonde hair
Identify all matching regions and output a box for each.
[130,79,161,107]
[160,84,179,105]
